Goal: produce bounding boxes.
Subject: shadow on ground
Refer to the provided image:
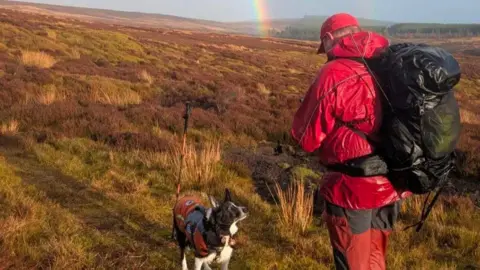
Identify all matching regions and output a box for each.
[0,136,176,266]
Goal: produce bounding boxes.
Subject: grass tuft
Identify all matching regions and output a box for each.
[167,140,221,188]
[46,29,57,40]
[257,83,271,96]
[88,76,142,105]
[37,85,66,105]
[69,49,81,60]
[274,179,314,236]
[20,51,56,69]
[138,69,154,85]
[0,120,19,135]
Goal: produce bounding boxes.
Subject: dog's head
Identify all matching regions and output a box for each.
[205,189,248,237]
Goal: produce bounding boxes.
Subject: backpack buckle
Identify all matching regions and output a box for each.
[418,99,426,116]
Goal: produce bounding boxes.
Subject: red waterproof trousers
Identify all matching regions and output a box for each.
[322,200,402,270]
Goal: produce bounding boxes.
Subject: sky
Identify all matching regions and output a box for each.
[16,0,480,24]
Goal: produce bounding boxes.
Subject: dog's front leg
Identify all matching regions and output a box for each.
[202,262,213,270]
[220,259,230,270]
[194,258,204,270]
[181,252,188,270]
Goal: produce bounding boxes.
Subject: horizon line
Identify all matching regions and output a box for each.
[6,0,480,25]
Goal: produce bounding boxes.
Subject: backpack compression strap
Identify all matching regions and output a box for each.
[404,185,446,232]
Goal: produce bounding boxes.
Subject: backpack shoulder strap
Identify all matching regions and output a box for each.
[333,57,366,65]
[334,117,379,147]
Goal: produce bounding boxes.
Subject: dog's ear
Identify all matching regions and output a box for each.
[224,188,232,202]
[209,195,219,208]
[205,208,213,221]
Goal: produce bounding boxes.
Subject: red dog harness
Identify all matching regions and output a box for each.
[174,196,210,257]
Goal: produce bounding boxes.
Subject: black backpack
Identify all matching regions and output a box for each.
[374,43,461,193]
[335,43,462,231]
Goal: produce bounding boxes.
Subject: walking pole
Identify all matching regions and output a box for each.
[175,101,192,201]
[172,102,192,240]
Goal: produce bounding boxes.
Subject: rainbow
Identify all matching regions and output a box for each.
[252,0,270,36]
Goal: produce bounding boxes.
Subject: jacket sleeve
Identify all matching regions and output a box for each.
[291,72,336,153]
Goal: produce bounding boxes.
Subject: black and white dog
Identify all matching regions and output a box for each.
[172,189,248,270]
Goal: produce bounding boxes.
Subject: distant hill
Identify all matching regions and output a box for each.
[288,15,393,28]
[271,20,480,41]
[0,0,236,32]
[1,0,479,40]
[226,16,393,36]
[0,0,301,34]
[267,15,393,40]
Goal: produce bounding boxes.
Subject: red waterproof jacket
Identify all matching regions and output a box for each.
[291,31,411,210]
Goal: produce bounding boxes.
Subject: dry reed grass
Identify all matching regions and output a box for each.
[38,85,66,105]
[138,70,154,85]
[69,49,81,60]
[168,140,221,187]
[274,180,314,236]
[46,29,57,40]
[257,83,270,96]
[0,120,19,135]
[37,91,64,105]
[92,89,141,106]
[20,51,56,69]
[24,90,65,105]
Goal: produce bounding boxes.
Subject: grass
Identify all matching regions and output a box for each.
[33,84,66,105]
[0,41,7,52]
[274,179,314,236]
[460,108,480,125]
[20,51,56,69]
[86,76,142,106]
[46,29,57,40]
[138,69,154,85]
[0,9,479,270]
[0,135,478,269]
[0,120,19,135]
[257,83,271,96]
[166,140,222,189]
[69,48,81,60]
[0,156,96,269]
[387,195,480,269]
[92,89,141,106]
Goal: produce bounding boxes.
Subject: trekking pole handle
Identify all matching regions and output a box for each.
[183,102,192,135]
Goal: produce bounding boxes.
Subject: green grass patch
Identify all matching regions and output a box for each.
[0,23,69,55]
[55,29,146,64]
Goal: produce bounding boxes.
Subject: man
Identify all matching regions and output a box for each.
[291,13,411,270]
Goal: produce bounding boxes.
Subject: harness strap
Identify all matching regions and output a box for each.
[189,222,210,257]
[184,206,227,258]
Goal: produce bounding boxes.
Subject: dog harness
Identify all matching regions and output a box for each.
[174,196,211,257]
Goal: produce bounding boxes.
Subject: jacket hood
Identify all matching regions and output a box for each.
[327,31,390,60]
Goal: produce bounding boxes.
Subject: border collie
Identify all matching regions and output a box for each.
[172,189,248,270]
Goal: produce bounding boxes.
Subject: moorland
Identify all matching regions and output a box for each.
[0,6,479,270]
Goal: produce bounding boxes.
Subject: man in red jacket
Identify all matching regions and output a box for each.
[291,13,411,270]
